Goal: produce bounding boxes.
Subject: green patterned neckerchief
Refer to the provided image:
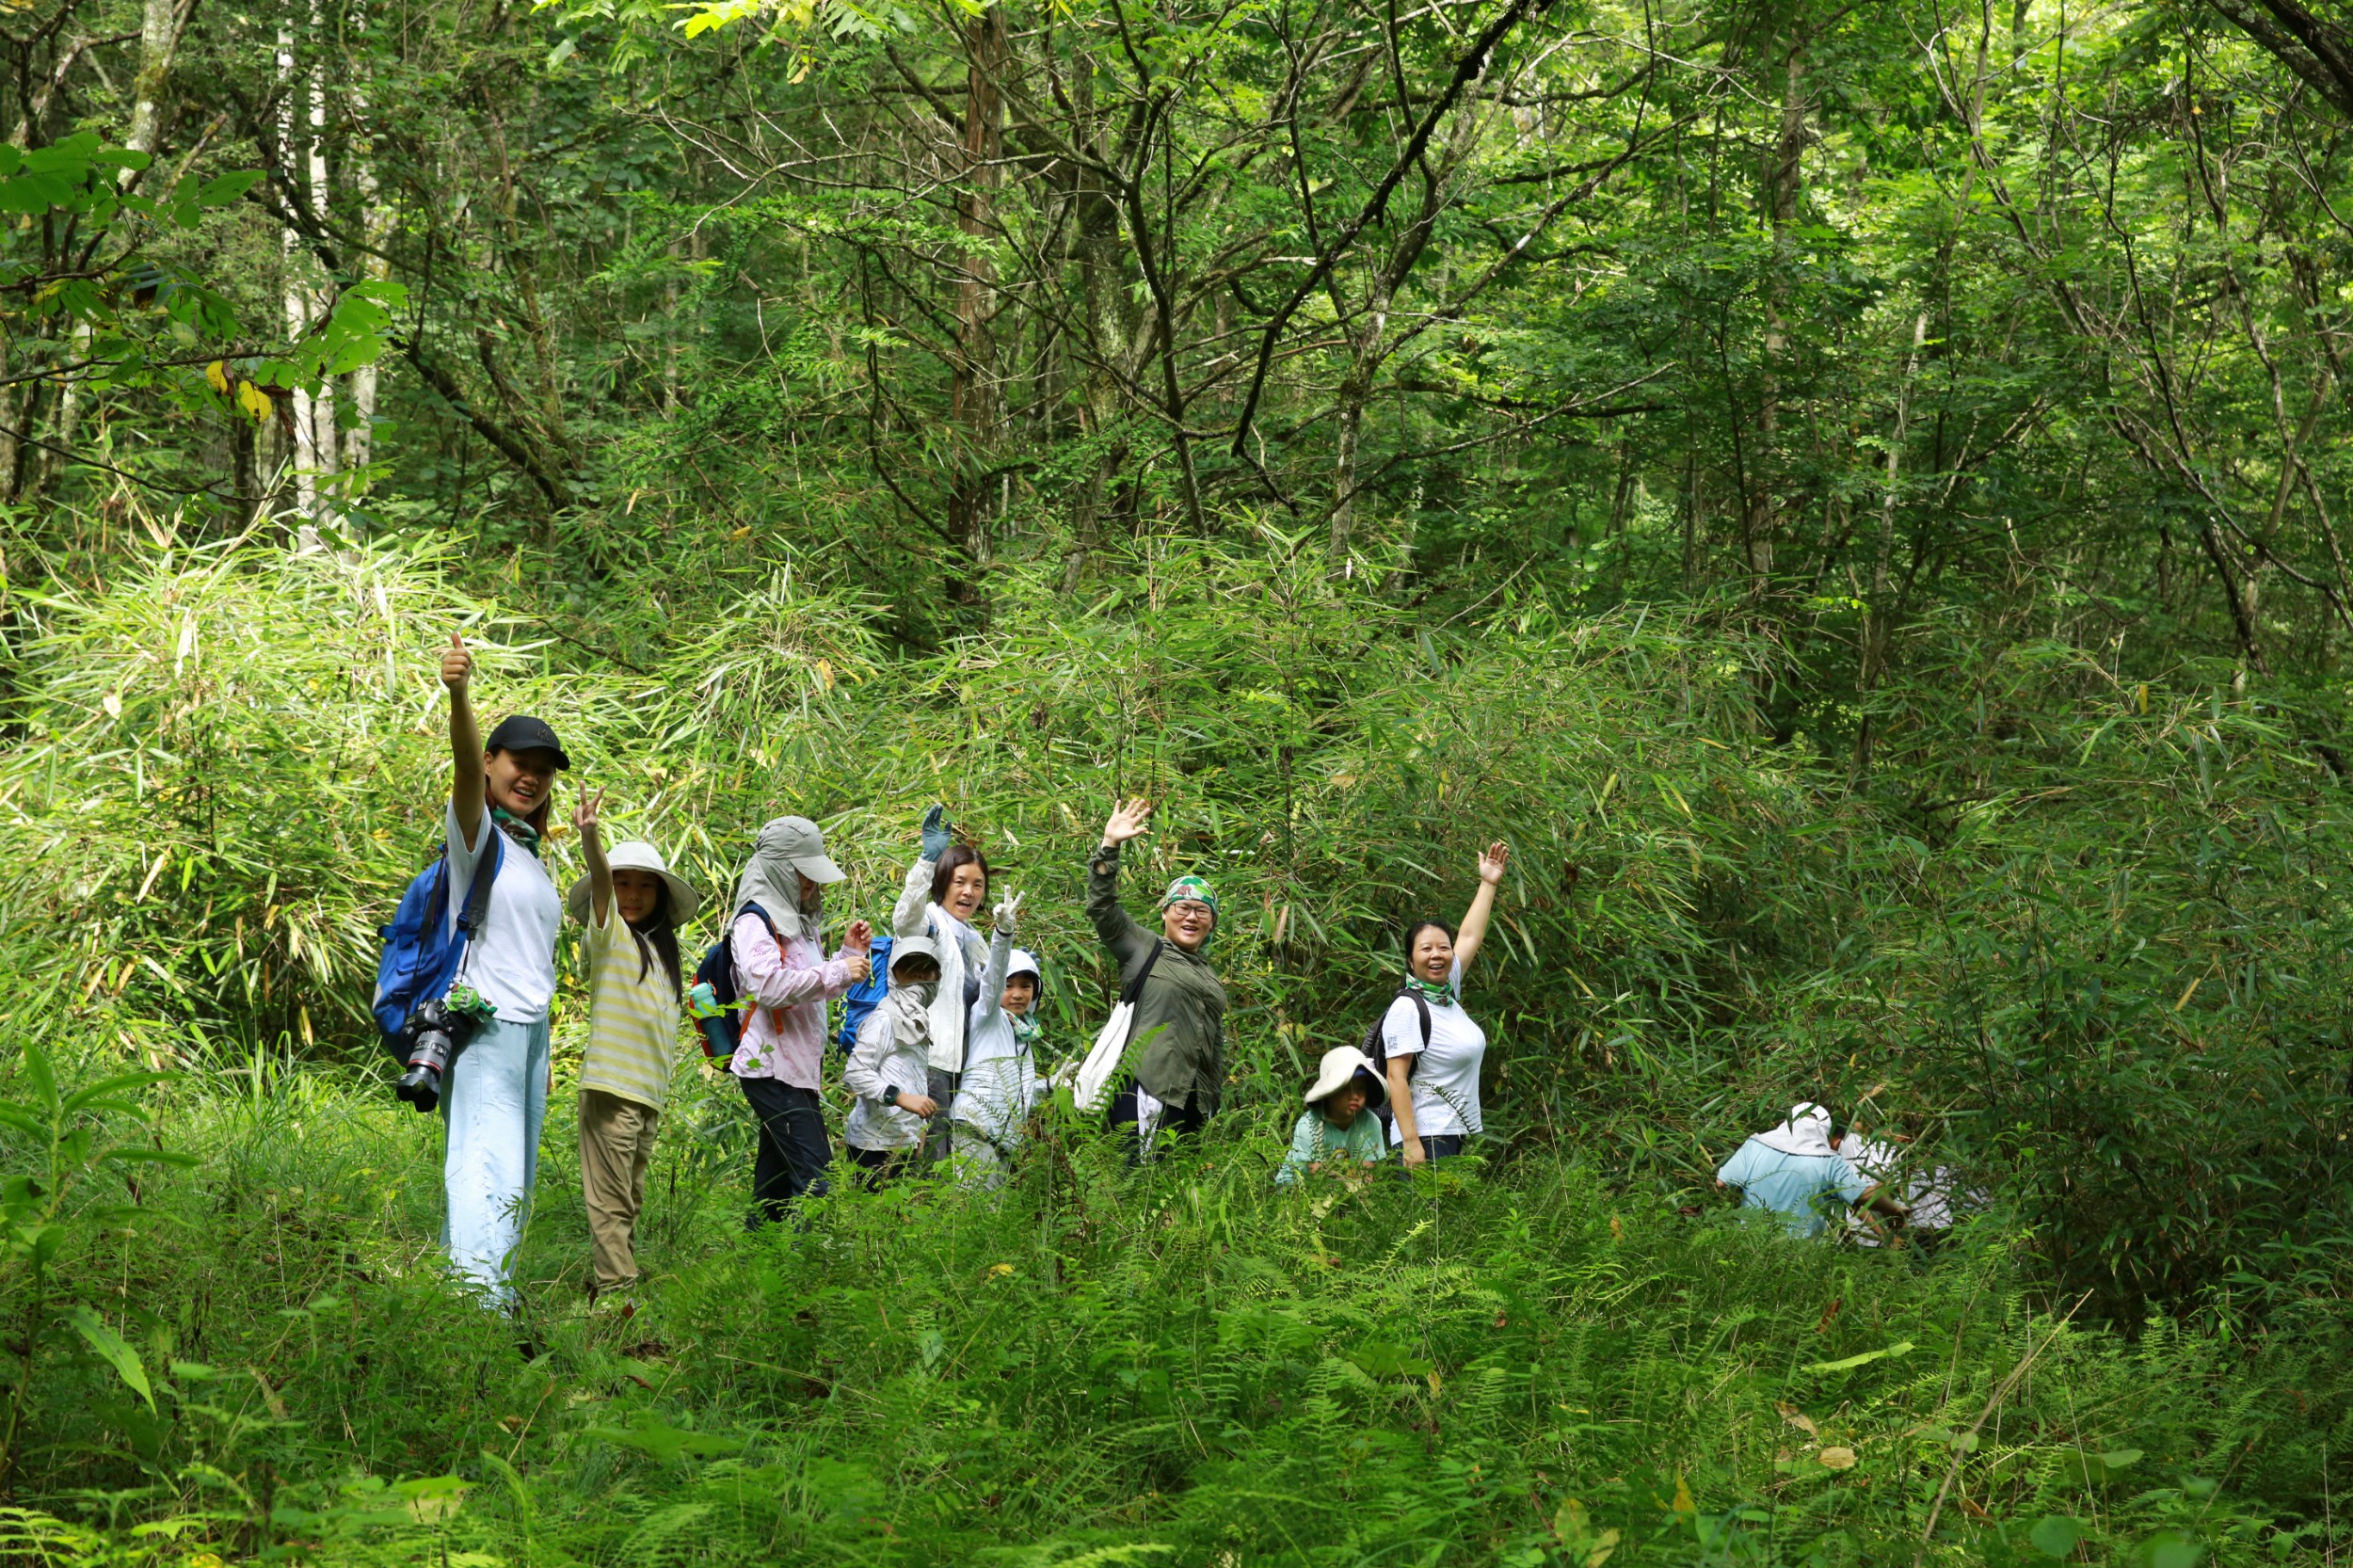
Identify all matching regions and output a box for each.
[491,806,543,858]
[1402,973,1454,1005]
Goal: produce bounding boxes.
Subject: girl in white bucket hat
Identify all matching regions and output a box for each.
[1273,1047,1390,1187]
[567,789,700,1304]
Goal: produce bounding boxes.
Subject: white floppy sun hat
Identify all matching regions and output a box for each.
[567,840,700,925]
[1304,1046,1385,1110]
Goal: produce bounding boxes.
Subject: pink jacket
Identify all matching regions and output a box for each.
[728,913,861,1091]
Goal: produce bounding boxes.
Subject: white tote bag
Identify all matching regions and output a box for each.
[1070,940,1164,1114]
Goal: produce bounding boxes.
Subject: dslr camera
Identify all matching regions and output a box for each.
[395,995,480,1113]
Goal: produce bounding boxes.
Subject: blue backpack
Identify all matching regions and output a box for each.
[373,831,503,1064]
[834,933,893,1056]
[691,903,775,1061]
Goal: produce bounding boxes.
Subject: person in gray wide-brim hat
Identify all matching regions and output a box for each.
[735,816,846,938]
[724,812,873,1230]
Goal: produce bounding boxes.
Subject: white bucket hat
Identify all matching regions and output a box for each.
[1305,1046,1385,1110]
[568,841,700,926]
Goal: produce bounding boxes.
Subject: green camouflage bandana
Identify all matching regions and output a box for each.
[1160,874,1219,920]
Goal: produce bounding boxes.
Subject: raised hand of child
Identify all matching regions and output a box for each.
[993,889,1024,936]
[571,786,606,845]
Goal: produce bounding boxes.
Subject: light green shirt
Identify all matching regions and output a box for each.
[578,906,682,1111]
[1275,1109,1387,1186]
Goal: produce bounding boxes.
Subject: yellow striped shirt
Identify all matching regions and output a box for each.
[579,906,682,1110]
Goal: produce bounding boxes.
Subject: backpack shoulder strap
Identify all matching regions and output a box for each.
[1120,939,1164,1007]
[455,825,502,938]
[1412,990,1432,1046]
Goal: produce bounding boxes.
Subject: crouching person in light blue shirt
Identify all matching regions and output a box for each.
[1716,1102,1908,1240]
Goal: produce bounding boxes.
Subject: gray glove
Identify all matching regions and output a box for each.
[920,804,952,860]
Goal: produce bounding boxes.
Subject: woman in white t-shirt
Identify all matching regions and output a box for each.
[436,635,568,1308]
[1384,841,1510,1167]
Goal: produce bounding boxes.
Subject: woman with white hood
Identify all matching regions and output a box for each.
[949,892,1047,1187]
[1714,1102,1907,1239]
[728,815,872,1227]
[891,804,994,1166]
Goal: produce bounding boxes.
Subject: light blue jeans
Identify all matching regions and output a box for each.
[440,1016,551,1306]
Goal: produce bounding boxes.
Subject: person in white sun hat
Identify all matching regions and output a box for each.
[1274,1047,1389,1187]
[567,790,699,1305]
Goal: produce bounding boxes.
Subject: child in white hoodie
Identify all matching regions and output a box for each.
[843,936,944,1189]
[950,893,1047,1189]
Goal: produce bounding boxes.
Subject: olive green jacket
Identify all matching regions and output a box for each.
[1086,843,1227,1112]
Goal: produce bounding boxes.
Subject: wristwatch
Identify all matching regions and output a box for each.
[882,1086,900,1107]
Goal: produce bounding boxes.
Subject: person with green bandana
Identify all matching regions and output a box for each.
[1384,840,1511,1168]
[437,634,568,1309]
[1090,797,1228,1159]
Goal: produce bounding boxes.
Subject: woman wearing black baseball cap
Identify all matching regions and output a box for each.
[435,633,570,1311]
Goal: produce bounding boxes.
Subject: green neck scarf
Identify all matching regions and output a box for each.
[1402,973,1453,1005]
[491,807,542,858]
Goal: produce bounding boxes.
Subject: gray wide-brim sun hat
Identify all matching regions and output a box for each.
[889,934,941,976]
[758,814,847,884]
[1305,1046,1385,1110]
[567,840,700,925]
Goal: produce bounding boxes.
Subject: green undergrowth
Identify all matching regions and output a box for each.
[5,1053,2343,1566]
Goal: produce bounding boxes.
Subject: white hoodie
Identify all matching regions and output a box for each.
[950,927,1045,1148]
[843,985,936,1152]
[893,856,992,1075]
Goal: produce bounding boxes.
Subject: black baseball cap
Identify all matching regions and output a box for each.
[484,714,571,770]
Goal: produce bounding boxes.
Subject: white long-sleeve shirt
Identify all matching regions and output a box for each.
[842,988,934,1151]
[950,927,1043,1148]
[892,857,990,1074]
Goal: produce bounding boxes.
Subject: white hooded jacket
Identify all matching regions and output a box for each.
[949,928,1046,1148]
[843,984,936,1152]
[893,856,991,1075]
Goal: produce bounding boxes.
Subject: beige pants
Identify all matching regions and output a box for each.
[579,1089,661,1293]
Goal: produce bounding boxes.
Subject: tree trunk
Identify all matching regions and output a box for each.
[279,5,336,527]
[122,0,197,181]
[1851,309,1929,783]
[1327,278,1392,566]
[1745,38,1808,584]
[947,7,1006,613]
[1064,63,1141,592]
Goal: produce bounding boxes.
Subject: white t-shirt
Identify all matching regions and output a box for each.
[444,802,561,1024]
[1384,959,1486,1143]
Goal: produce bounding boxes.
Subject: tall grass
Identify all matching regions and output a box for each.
[5,1053,2341,1566]
[0,532,2347,1561]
